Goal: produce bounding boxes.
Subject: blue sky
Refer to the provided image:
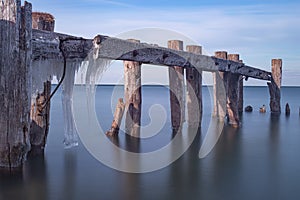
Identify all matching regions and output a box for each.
[24,0,300,86]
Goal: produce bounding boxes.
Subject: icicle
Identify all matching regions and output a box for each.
[84,38,111,118]
[61,61,81,148]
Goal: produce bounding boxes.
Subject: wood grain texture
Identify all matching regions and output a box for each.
[168,40,185,129]
[124,39,142,137]
[106,98,125,136]
[186,45,202,127]
[31,32,271,80]
[213,51,227,121]
[29,12,55,155]
[227,54,240,127]
[268,59,282,113]
[0,1,32,168]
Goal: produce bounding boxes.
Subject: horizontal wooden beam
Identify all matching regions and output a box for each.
[32,29,93,60]
[31,30,271,81]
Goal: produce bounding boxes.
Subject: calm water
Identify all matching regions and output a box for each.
[1,86,300,200]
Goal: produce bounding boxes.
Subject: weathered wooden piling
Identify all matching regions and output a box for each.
[213,51,227,121]
[268,59,282,113]
[186,45,202,127]
[0,0,32,168]
[32,12,55,31]
[238,60,244,113]
[29,12,55,154]
[227,54,240,127]
[168,40,185,129]
[106,98,125,136]
[285,103,290,116]
[124,39,142,137]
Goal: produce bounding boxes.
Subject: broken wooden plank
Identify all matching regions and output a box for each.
[32,29,92,60]
[31,31,271,80]
[106,98,125,136]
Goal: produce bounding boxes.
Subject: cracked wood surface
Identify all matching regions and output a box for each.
[31,31,271,81]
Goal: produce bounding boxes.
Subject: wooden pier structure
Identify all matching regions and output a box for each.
[0,0,282,169]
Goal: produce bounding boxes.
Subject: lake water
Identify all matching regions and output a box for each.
[1,86,300,200]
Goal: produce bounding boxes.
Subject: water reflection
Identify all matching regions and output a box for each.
[169,126,202,199]
[0,154,48,200]
[62,150,78,200]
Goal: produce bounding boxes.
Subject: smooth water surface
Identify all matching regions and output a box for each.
[1,86,300,200]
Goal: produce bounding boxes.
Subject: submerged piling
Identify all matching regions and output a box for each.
[106,98,125,136]
[186,45,202,127]
[29,12,55,155]
[268,59,282,113]
[124,39,142,137]
[168,40,185,129]
[213,51,227,121]
[0,1,32,168]
[227,54,240,127]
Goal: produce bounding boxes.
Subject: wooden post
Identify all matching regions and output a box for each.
[268,59,282,113]
[213,51,227,121]
[168,40,185,129]
[124,39,142,137]
[0,0,32,168]
[238,60,244,113]
[106,98,125,136]
[186,45,202,127]
[285,103,290,116]
[32,12,55,31]
[227,54,240,127]
[29,12,55,155]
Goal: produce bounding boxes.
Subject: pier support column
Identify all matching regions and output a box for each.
[168,40,185,129]
[227,54,240,127]
[186,45,202,127]
[213,51,227,121]
[238,60,244,113]
[124,39,142,137]
[29,12,55,155]
[0,0,32,168]
[268,59,282,113]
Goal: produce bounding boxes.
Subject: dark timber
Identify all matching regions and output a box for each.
[186,45,203,127]
[0,0,32,168]
[29,12,54,155]
[124,39,142,137]
[168,40,185,129]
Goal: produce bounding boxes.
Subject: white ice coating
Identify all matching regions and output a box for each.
[31,59,82,148]
[62,61,81,148]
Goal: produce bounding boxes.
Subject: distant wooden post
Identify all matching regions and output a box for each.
[186,45,202,127]
[213,51,227,121]
[0,1,32,168]
[238,60,244,113]
[124,39,142,137]
[29,12,55,155]
[168,40,185,129]
[227,54,240,127]
[268,59,282,113]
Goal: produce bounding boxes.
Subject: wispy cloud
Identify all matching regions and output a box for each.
[41,2,300,85]
[81,0,135,8]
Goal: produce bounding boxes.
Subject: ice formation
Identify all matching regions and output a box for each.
[31,38,111,148]
[61,61,81,148]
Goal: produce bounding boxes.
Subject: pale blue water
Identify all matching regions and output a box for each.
[1,86,300,200]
